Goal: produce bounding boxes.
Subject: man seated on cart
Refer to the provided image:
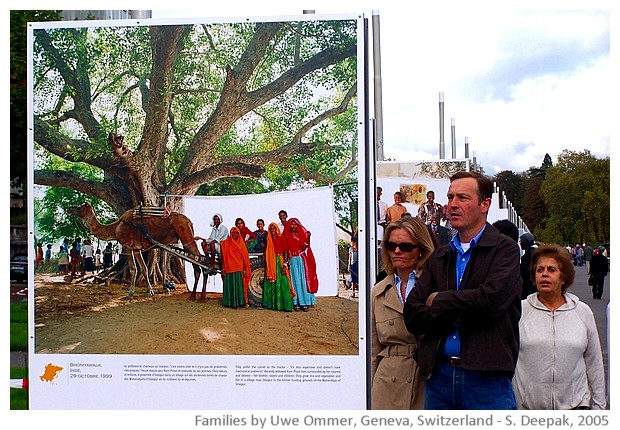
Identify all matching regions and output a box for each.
[195,213,229,272]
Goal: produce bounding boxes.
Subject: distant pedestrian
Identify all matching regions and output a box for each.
[35,243,44,273]
[44,244,53,271]
[386,191,408,224]
[348,235,359,298]
[103,242,114,269]
[95,249,103,272]
[519,233,538,299]
[82,238,95,275]
[590,246,609,300]
[57,246,69,275]
[417,190,444,225]
[428,214,451,247]
[584,244,593,274]
[69,242,80,279]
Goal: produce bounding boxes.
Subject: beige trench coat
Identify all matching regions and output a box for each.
[370,274,424,410]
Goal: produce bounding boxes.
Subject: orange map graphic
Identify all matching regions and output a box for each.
[39,363,64,383]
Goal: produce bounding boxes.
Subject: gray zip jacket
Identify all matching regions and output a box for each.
[513,292,606,410]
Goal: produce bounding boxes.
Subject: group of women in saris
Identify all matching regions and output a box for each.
[219,216,318,312]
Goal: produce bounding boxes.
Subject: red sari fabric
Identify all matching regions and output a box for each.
[220,227,252,296]
[265,223,283,282]
[283,218,319,294]
[265,222,296,298]
[238,225,256,241]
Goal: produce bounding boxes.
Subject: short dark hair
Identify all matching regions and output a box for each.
[278,210,287,217]
[394,191,403,198]
[530,244,575,293]
[492,219,519,243]
[426,190,435,197]
[450,171,494,202]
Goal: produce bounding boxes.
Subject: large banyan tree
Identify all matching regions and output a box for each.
[33,18,359,212]
[32,17,360,284]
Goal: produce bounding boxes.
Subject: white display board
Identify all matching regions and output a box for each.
[27,13,369,411]
[183,186,339,297]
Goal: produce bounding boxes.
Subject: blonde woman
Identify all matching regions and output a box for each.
[371,216,435,409]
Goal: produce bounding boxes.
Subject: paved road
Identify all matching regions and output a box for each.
[567,264,610,407]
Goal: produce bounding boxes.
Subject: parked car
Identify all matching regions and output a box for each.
[10,253,28,283]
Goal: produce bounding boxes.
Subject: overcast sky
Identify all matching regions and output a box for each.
[151,1,610,176]
[22,1,608,177]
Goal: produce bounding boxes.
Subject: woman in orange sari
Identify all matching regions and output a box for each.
[262,222,294,311]
[220,227,252,308]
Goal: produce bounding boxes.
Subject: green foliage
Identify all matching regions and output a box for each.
[521,176,549,234]
[539,150,609,245]
[10,10,61,188]
[333,181,358,233]
[11,207,27,225]
[31,18,359,239]
[10,302,28,351]
[493,170,527,213]
[197,177,268,196]
[493,151,608,247]
[34,178,116,245]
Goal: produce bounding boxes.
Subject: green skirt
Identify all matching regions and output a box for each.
[262,257,294,311]
[222,271,245,308]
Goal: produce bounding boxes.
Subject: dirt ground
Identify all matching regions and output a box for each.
[33,273,359,356]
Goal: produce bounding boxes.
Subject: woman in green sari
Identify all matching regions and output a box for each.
[262,222,294,311]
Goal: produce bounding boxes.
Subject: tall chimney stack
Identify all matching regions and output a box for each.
[372,11,385,161]
[451,118,456,159]
[439,92,445,159]
[464,136,470,158]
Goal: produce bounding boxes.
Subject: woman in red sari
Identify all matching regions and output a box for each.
[235,217,257,252]
[282,218,318,311]
[220,227,252,308]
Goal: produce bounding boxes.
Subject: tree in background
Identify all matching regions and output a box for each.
[493,170,527,214]
[519,154,552,235]
[540,150,609,246]
[31,19,359,243]
[521,176,548,237]
[10,10,60,190]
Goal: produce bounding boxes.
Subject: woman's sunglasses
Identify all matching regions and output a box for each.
[385,241,419,252]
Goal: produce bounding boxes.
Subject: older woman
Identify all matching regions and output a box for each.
[513,244,606,410]
[371,216,435,410]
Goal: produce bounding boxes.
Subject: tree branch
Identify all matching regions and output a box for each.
[34,117,114,169]
[34,169,131,214]
[175,22,356,184]
[178,162,265,191]
[36,28,103,140]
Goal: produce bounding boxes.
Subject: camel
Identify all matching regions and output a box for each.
[68,202,209,300]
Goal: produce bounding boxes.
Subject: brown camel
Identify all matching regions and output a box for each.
[68,202,208,300]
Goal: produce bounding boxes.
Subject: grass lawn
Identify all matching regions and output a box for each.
[10,302,29,409]
[10,302,28,351]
